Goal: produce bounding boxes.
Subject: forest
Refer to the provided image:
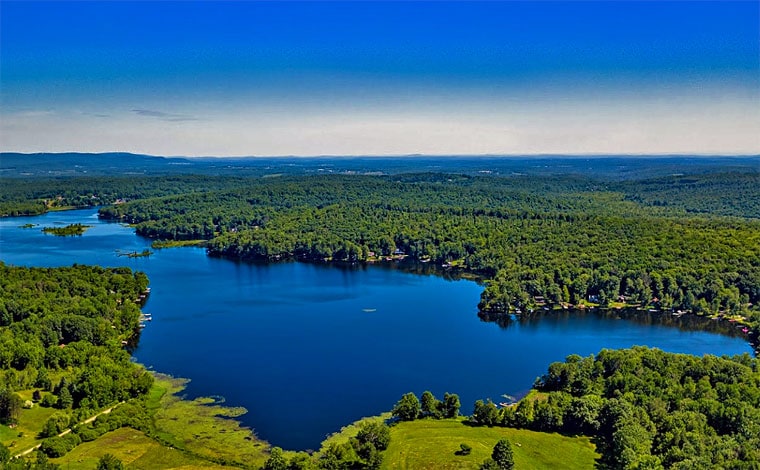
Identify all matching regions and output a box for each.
[0,264,154,450]
[464,347,760,469]
[0,175,258,217]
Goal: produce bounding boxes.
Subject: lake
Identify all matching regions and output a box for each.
[0,208,753,450]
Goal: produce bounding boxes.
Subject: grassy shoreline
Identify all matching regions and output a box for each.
[39,373,270,469]
[151,239,208,249]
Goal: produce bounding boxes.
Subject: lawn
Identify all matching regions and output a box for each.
[0,391,58,455]
[381,418,599,470]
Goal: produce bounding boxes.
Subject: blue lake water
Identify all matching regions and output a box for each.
[0,208,753,450]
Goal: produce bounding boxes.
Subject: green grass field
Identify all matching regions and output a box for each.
[51,427,233,469]
[380,418,598,470]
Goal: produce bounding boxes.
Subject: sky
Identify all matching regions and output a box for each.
[1,1,759,157]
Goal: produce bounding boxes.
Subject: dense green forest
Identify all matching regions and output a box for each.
[2,154,759,217]
[0,175,258,217]
[0,264,153,429]
[620,173,760,218]
[462,347,760,469]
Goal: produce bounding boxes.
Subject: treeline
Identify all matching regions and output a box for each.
[263,421,392,470]
[95,175,760,322]
[3,167,759,219]
[0,264,153,429]
[390,391,461,421]
[619,172,760,219]
[467,347,760,469]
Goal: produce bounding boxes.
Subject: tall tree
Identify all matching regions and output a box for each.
[420,391,440,418]
[392,392,420,421]
[491,439,514,470]
[356,421,391,451]
[443,392,461,418]
[0,388,22,424]
[262,446,288,470]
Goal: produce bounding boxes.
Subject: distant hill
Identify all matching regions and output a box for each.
[0,152,198,177]
[1,152,758,180]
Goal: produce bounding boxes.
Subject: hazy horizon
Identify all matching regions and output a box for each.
[2,2,759,156]
[4,151,760,159]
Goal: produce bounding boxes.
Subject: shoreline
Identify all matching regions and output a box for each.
[2,207,757,462]
[204,249,760,356]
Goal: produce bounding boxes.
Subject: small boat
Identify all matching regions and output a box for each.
[362,308,377,313]
[741,327,749,333]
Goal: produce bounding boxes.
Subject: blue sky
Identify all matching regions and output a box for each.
[1,1,758,156]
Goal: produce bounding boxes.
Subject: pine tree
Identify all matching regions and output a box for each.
[492,438,514,470]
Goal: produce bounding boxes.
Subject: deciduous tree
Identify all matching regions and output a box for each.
[392,392,420,421]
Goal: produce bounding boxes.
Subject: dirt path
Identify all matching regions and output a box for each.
[13,401,125,458]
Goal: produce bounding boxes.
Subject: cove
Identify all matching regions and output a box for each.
[0,208,753,450]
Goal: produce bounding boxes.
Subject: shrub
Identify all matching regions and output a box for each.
[40,393,57,408]
[457,443,472,455]
[40,437,68,457]
[39,433,81,457]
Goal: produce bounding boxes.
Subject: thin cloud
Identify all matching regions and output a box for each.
[131,108,199,122]
[81,111,111,118]
[10,110,56,118]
